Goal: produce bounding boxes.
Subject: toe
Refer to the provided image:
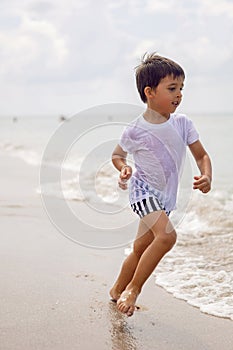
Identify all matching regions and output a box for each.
[127,306,135,317]
[117,299,128,314]
[118,303,127,313]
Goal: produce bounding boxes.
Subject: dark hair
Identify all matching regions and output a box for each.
[135,52,185,103]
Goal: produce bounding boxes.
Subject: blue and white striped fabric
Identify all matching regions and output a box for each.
[131,196,170,218]
[129,177,170,217]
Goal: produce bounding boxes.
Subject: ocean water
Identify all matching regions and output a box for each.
[1,107,233,320]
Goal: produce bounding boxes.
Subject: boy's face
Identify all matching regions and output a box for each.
[148,75,184,118]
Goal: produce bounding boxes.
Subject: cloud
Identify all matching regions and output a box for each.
[0,0,232,114]
[200,0,233,18]
[145,0,233,18]
[0,5,68,82]
[0,0,135,85]
[145,0,178,13]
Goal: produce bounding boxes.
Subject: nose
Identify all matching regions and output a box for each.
[177,90,182,98]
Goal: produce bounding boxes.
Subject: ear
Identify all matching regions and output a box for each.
[144,86,155,99]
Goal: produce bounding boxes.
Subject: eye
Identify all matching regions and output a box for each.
[168,87,175,91]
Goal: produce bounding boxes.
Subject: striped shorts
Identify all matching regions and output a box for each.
[130,196,170,218]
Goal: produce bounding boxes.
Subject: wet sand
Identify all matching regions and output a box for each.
[0,156,233,350]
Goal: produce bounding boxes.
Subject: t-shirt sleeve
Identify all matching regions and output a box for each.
[119,126,138,153]
[185,117,199,145]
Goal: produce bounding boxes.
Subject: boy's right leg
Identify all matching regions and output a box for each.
[110,220,154,301]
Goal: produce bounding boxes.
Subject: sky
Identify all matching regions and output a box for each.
[0,0,233,116]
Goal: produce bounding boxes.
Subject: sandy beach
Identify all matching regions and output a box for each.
[1,155,233,350]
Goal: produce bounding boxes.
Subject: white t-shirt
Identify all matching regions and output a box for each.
[119,113,199,211]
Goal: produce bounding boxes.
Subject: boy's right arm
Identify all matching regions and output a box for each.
[112,144,132,190]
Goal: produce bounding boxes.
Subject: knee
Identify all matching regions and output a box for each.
[133,239,150,258]
[158,230,177,250]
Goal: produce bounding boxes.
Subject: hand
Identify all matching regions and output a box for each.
[118,165,132,190]
[193,175,211,193]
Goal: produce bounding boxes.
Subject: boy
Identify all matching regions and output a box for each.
[110,53,212,317]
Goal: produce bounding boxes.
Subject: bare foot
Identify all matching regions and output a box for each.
[109,287,122,302]
[117,290,139,317]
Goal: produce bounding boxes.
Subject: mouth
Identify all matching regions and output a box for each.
[172,101,179,106]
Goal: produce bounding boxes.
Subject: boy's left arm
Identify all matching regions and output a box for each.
[189,140,212,193]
